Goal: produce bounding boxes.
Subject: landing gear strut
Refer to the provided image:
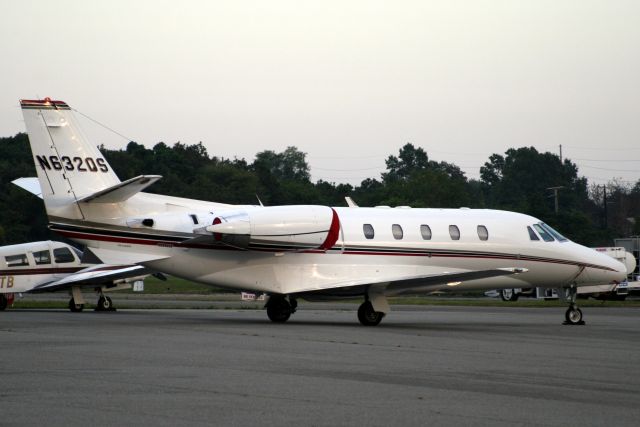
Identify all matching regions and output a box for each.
[562,285,585,325]
[357,301,384,326]
[266,295,295,323]
[68,298,84,312]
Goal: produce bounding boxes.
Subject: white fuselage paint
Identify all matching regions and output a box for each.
[0,241,84,293]
[55,203,626,296]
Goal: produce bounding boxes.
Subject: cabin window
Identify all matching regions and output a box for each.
[449,225,460,240]
[53,247,76,263]
[392,224,403,240]
[533,224,554,242]
[363,224,375,239]
[541,223,568,242]
[527,226,540,241]
[33,250,51,265]
[420,224,432,240]
[477,225,489,241]
[189,214,199,225]
[5,254,28,267]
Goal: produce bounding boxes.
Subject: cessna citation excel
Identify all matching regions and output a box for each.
[0,240,147,311]
[16,98,628,325]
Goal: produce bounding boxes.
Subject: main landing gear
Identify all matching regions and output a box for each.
[562,285,585,325]
[265,295,297,323]
[67,288,116,312]
[357,301,385,326]
[0,294,8,311]
[68,298,84,312]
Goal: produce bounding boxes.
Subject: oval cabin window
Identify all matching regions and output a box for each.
[420,225,432,240]
[363,224,375,239]
[477,225,489,241]
[392,224,403,240]
[449,225,460,241]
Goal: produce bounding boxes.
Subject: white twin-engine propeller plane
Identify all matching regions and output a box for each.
[15,98,628,325]
[0,240,148,312]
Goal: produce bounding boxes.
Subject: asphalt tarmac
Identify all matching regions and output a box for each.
[1,306,639,426]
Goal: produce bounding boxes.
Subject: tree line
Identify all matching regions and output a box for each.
[1,133,639,246]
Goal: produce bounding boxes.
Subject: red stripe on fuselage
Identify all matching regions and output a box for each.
[54,228,616,272]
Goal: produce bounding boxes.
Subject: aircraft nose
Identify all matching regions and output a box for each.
[597,252,628,282]
[574,245,628,285]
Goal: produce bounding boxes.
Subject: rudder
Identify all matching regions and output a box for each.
[20,98,121,219]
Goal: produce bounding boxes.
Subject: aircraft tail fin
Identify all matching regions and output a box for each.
[20,98,122,219]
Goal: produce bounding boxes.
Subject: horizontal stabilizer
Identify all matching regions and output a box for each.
[77,175,162,203]
[12,177,43,199]
[33,264,150,292]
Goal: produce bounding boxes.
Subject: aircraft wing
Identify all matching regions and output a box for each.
[382,267,528,294]
[298,267,528,298]
[31,264,150,292]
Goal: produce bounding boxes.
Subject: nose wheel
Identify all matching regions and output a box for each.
[565,305,583,324]
[562,286,585,325]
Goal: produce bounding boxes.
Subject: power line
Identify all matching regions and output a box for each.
[578,165,640,172]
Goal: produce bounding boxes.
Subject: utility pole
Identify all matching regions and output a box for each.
[602,185,608,228]
[547,186,564,214]
[559,144,563,163]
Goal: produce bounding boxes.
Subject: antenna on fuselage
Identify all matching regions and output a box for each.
[345,197,359,208]
[256,194,264,207]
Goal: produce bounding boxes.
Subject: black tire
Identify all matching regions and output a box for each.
[68,298,84,312]
[266,297,291,323]
[0,294,7,311]
[500,289,519,302]
[96,296,113,311]
[564,307,583,324]
[357,301,384,326]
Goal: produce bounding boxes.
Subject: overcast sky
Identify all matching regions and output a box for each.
[1,0,638,186]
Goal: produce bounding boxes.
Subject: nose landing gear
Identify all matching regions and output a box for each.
[562,285,585,325]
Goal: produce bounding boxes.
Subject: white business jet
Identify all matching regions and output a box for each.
[0,240,148,311]
[14,98,628,325]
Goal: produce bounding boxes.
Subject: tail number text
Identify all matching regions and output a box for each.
[36,155,109,173]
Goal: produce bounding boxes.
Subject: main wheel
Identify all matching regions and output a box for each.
[68,298,84,312]
[564,307,583,324]
[266,297,291,323]
[0,294,7,311]
[500,289,519,302]
[358,301,384,326]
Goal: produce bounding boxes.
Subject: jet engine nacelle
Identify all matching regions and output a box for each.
[206,205,340,251]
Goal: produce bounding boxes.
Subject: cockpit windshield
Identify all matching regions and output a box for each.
[540,223,569,242]
[532,224,554,242]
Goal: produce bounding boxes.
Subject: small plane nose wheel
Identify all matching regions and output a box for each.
[96,295,115,311]
[562,285,585,325]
